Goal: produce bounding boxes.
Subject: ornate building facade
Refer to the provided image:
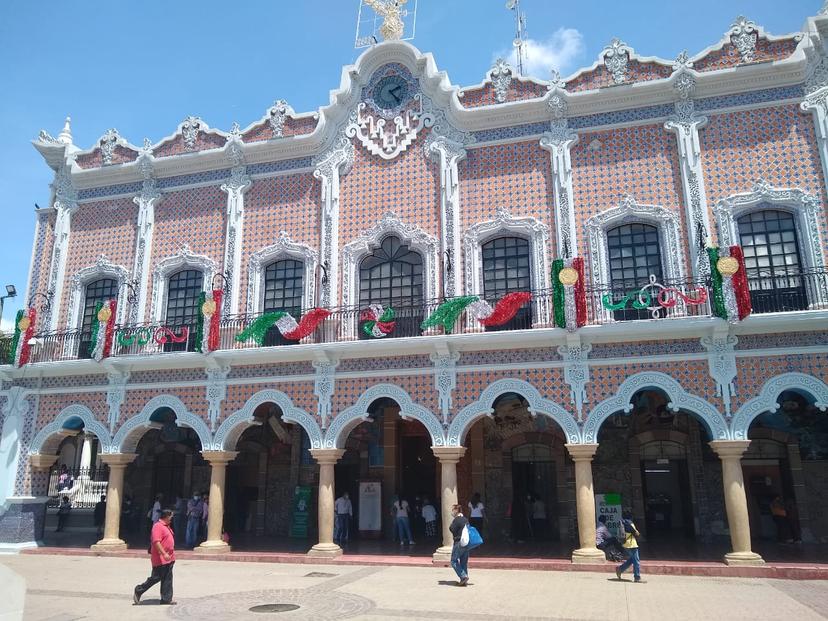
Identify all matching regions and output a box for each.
[1,10,828,566]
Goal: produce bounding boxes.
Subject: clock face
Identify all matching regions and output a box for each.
[373,75,409,110]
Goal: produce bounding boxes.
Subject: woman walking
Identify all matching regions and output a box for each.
[449,504,469,587]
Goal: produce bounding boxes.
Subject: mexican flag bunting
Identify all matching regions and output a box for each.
[196,289,223,353]
[420,291,532,334]
[707,245,751,323]
[89,299,117,361]
[9,307,36,367]
[551,257,586,332]
[235,307,331,346]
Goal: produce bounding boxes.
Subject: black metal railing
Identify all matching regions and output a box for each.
[47,466,110,508]
[7,269,827,365]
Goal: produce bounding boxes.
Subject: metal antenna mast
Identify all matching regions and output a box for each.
[506,0,527,75]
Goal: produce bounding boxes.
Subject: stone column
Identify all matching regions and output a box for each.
[91,453,136,552]
[565,444,605,563]
[307,448,345,557]
[709,440,765,566]
[431,446,466,563]
[195,451,237,553]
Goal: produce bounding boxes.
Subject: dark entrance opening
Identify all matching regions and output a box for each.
[511,444,557,541]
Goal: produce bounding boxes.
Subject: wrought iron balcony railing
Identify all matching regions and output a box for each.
[8,269,828,365]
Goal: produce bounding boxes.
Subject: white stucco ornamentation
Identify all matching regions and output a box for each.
[700,335,738,417]
[247,231,318,315]
[346,94,434,160]
[558,344,591,420]
[205,366,230,432]
[220,140,252,315]
[729,16,758,64]
[30,404,113,456]
[463,208,551,327]
[268,99,294,138]
[431,351,460,425]
[313,360,338,430]
[99,128,125,166]
[488,58,513,103]
[131,152,162,323]
[112,394,212,453]
[45,164,78,330]
[181,116,202,150]
[602,39,631,85]
[106,371,130,434]
[150,245,216,322]
[65,255,129,332]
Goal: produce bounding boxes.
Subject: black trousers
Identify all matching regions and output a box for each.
[135,561,174,603]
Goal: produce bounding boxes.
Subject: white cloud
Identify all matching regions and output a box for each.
[495,27,585,79]
[0,316,15,336]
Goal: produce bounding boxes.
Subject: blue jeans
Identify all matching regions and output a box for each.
[451,541,469,580]
[186,517,200,548]
[396,516,413,543]
[334,514,350,544]
[618,547,641,579]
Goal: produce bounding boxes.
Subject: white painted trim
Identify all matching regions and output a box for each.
[65,256,130,331]
[150,245,216,323]
[29,404,112,455]
[112,394,212,453]
[246,232,318,315]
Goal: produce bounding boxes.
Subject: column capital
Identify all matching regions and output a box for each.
[431,446,466,463]
[709,440,751,459]
[28,454,58,470]
[309,448,345,465]
[201,450,238,465]
[99,453,137,467]
[565,443,599,461]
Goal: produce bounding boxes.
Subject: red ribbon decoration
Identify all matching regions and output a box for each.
[102,299,117,359]
[17,307,37,367]
[154,326,190,344]
[208,289,223,352]
[283,308,331,341]
[656,286,708,308]
[571,257,587,328]
[729,245,752,320]
[478,292,532,327]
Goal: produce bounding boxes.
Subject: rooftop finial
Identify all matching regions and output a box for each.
[57,116,73,145]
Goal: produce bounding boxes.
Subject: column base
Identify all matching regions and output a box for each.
[195,540,231,554]
[306,543,342,558]
[432,545,452,564]
[571,547,607,564]
[91,538,128,553]
[724,551,765,566]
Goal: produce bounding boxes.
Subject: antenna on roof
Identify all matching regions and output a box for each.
[506,0,527,76]
[355,0,418,49]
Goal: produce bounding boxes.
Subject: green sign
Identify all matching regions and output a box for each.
[289,485,312,538]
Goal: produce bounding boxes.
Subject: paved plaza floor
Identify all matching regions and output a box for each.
[1,553,827,621]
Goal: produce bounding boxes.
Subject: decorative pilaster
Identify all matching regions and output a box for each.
[0,387,30,504]
[131,151,162,323]
[426,135,467,297]
[45,164,78,330]
[313,137,355,308]
[220,139,251,315]
[205,366,230,432]
[801,54,828,200]
[701,335,738,417]
[106,371,129,434]
[313,360,337,430]
[664,54,711,278]
[430,352,460,426]
[557,343,591,420]
[540,87,579,258]
[566,443,606,563]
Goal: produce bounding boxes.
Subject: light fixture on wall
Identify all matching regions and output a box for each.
[0,283,17,331]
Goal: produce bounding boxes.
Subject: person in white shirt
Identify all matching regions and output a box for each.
[334,491,353,545]
[149,494,163,524]
[421,497,438,538]
[392,496,414,546]
[468,492,485,533]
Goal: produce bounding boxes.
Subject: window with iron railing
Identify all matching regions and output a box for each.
[262,259,304,346]
[359,235,424,338]
[482,236,532,330]
[607,223,664,321]
[164,269,203,351]
[78,278,118,358]
[738,209,807,312]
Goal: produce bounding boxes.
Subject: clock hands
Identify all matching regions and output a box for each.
[389,86,402,104]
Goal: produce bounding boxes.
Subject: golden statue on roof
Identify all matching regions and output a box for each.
[364,0,407,41]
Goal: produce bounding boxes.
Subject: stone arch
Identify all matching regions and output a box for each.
[447,378,580,446]
[213,388,323,451]
[112,395,212,453]
[29,404,113,455]
[324,383,445,449]
[581,371,728,443]
[730,372,828,440]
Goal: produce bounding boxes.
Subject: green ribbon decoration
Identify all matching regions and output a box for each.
[8,309,23,365]
[601,289,652,311]
[116,327,153,347]
[88,301,102,358]
[194,291,206,353]
[420,296,478,334]
[707,246,727,320]
[235,311,288,346]
[551,259,566,328]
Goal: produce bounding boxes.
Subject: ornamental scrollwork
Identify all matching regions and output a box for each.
[181,116,202,150]
[150,245,216,322]
[602,39,631,85]
[268,99,293,138]
[488,58,513,103]
[247,231,318,314]
[99,128,122,165]
[729,16,757,64]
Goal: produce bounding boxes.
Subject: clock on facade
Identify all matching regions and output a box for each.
[373,74,410,110]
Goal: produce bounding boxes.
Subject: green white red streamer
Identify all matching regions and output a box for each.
[195,289,223,353]
[9,307,36,367]
[89,299,117,361]
[420,292,532,334]
[235,308,331,345]
[707,245,751,323]
[551,258,586,331]
[360,304,396,338]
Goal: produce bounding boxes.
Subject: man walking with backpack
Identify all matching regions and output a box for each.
[615,511,642,583]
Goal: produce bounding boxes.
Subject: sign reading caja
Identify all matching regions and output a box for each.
[595,493,623,538]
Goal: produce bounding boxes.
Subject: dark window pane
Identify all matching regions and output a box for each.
[263,259,304,315]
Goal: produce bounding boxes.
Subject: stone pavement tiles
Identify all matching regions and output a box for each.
[1,554,826,621]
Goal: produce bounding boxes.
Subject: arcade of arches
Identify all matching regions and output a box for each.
[37,388,828,565]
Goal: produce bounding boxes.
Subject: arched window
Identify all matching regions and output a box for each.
[481,236,532,330]
[737,209,807,312]
[606,223,664,321]
[358,236,423,338]
[164,269,203,351]
[78,278,118,358]
[262,259,304,346]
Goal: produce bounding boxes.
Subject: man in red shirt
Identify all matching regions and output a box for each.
[133,508,176,605]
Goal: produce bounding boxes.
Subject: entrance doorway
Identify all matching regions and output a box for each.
[640,441,694,539]
[511,443,557,541]
[742,439,795,541]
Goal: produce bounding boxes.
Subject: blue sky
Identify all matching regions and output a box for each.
[0,0,820,330]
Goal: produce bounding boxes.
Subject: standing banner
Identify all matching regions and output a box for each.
[289,485,312,538]
[358,480,382,537]
[595,493,623,538]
